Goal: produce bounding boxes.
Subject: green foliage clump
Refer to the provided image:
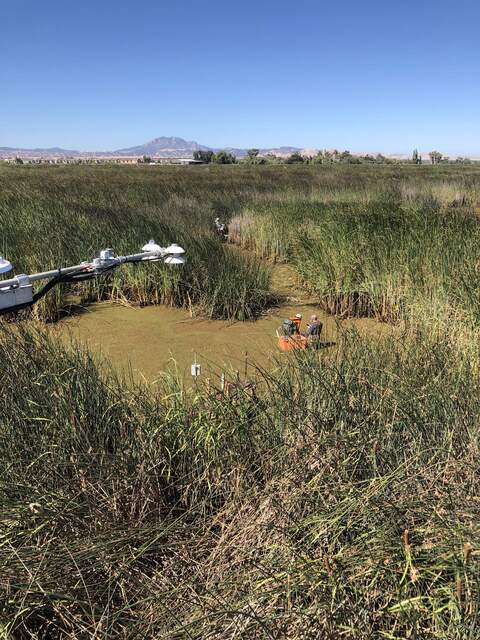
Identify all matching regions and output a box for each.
[286,151,305,164]
[212,149,237,164]
[193,149,214,163]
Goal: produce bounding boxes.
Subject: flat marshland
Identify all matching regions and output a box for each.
[2,164,480,638]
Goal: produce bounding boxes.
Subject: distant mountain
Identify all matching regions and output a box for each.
[0,146,80,158]
[0,136,305,159]
[114,138,304,158]
[261,146,304,157]
[114,136,211,158]
[3,137,475,161]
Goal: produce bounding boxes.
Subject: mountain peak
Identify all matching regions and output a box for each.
[115,136,211,157]
[149,136,192,145]
[0,136,304,159]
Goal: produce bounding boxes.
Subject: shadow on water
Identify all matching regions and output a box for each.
[57,303,92,320]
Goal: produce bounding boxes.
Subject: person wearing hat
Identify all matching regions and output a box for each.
[290,313,302,334]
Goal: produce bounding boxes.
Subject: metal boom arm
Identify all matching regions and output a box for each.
[0,241,185,315]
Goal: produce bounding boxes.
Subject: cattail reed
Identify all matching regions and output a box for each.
[2,163,480,638]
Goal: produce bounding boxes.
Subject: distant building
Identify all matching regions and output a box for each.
[0,155,203,165]
[172,158,203,165]
[142,157,202,165]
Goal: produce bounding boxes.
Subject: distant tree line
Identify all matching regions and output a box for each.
[192,148,477,166]
[281,150,393,165]
[8,149,476,167]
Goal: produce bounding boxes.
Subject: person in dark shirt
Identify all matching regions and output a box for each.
[306,314,322,348]
[290,313,302,334]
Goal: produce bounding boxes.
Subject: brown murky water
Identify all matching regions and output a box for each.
[56,261,387,384]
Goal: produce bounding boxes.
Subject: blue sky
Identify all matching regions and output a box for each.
[1,0,479,154]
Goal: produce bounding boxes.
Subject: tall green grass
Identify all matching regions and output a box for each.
[294,199,480,322]
[0,164,274,320]
[3,163,480,323]
[1,320,479,638]
[229,179,480,323]
[3,163,480,637]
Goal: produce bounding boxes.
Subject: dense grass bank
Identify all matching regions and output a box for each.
[3,164,480,638]
[1,322,479,638]
[228,166,480,322]
[3,163,480,322]
[0,164,274,320]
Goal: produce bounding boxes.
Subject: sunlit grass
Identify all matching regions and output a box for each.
[3,163,480,637]
[0,164,274,320]
[1,320,480,637]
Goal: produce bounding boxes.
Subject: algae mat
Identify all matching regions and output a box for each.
[57,259,388,383]
[57,299,385,384]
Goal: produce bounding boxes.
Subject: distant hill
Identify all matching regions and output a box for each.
[114,136,211,158]
[0,136,304,159]
[113,138,306,158]
[1,137,478,161]
[0,146,80,158]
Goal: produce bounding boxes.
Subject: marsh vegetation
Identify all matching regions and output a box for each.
[2,163,480,638]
